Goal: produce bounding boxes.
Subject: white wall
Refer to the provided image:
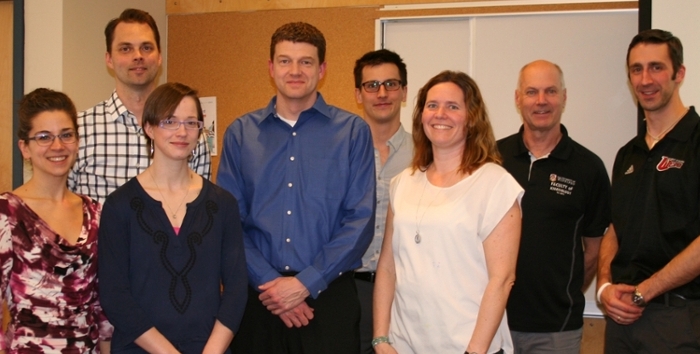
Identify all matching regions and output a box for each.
[25,0,167,111]
[24,0,63,91]
[652,0,700,106]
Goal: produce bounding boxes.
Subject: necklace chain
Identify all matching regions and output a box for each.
[149,169,190,220]
[646,109,687,148]
[646,122,676,147]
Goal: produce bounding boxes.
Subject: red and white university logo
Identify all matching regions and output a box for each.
[656,156,685,171]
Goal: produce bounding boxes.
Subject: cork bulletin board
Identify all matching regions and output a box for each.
[166,2,636,179]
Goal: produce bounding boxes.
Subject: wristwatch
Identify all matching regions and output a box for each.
[633,287,647,307]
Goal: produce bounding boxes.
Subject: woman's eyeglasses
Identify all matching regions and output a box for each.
[158,119,204,130]
[26,131,78,146]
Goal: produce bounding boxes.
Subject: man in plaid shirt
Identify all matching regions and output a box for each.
[69,8,210,202]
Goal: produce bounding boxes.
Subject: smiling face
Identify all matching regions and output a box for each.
[19,110,79,179]
[106,22,162,92]
[421,82,468,152]
[516,61,567,134]
[628,42,685,114]
[355,63,407,125]
[145,96,201,162]
[269,40,326,108]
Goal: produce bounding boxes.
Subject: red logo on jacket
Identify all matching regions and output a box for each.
[656,156,684,171]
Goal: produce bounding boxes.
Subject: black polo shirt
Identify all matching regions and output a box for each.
[498,125,611,332]
[611,107,700,299]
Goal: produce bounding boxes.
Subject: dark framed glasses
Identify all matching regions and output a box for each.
[361,79,403,93]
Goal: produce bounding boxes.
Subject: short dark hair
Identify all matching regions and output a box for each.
[105,8,161,54]
[412,71,500,174]
[18,88,78,142]
[353,49,407,89]
[142,82,203,157]
[627,29,683,79]
[270,22,326,63]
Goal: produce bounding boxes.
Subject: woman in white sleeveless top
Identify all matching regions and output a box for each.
[373,71,523,354]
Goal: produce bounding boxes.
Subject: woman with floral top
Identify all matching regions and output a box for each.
[0,88,112,353]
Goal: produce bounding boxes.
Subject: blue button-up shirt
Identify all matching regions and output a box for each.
[217,93,376,298]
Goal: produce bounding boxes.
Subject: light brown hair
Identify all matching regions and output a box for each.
[412,70,501,174]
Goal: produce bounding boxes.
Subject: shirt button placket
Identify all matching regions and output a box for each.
[285,131,297,275]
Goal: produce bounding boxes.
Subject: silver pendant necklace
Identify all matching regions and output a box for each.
[414,175,442,244]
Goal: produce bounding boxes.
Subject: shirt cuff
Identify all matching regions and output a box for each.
[296,267,328,299]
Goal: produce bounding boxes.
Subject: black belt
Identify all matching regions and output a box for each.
[353,271,376,283]
[649,292,697,307]
[280,271,354,281]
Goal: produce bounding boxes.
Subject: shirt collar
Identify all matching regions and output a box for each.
[387,124,410,152]
[633,106,699,149]
[513,124,572,160]
[656,106,698,143]
[259,92,332,124]
[108,90,138,126]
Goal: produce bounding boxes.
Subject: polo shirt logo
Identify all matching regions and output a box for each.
[656,156,684,171]
[549,174,576,195]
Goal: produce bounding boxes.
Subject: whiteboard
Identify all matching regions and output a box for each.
[653,0,700,107]
[381,9,638,317]
[384,18,472,131]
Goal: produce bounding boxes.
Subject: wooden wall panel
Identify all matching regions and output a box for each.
[0,1,13,192]
[167,0,635,14]
[166,2,635,179]
[0,0,11,330]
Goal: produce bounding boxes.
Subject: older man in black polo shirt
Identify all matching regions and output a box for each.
[498,60,611,354]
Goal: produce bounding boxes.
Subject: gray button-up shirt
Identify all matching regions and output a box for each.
[357,125,413,272]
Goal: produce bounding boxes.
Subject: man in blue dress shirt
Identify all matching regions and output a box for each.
[218,22,376,354]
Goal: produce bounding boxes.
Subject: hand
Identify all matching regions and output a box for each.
[259,276,311,314]
[599,283,644,325]
[373,342,398,354]
[278,301,315,328]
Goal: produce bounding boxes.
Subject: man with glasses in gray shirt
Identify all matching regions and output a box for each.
[353,49,413,354]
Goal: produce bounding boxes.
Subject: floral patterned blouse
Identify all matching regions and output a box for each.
[0,192,112,353]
